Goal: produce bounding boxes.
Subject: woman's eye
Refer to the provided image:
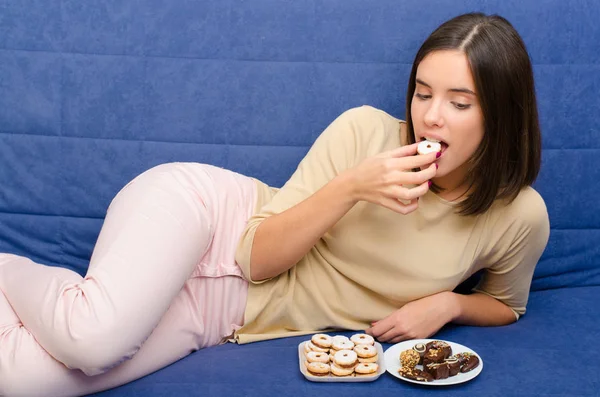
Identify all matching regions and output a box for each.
[415,93,431,100]
[452,102,471,110]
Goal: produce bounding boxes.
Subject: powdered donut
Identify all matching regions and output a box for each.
[330,362,355,377]
[417,139,442,155]
[350,333,374,346]
[355,362,379,376]
[306,351,329,364]
[311,333,333,349]
[354,344,377,358]
[332,339,355,351]
[306,362,330,377]
[333,350,358,368]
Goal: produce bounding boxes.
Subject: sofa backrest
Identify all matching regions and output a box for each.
[0,0,598,290]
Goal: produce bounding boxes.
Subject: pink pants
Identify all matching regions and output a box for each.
[0,163,256,397]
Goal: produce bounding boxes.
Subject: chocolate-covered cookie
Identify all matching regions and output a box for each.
[399,366,434,382]
[425,362,450,380]
[454,352,480,373]
[426,341,452,358]
[444,356,461,376]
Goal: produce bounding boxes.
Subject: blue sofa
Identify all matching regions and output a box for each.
[1,1,599,396]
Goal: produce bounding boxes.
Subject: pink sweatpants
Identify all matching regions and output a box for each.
[0,163,256,397]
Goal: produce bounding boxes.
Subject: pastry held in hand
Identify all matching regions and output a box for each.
[417,139,442,155]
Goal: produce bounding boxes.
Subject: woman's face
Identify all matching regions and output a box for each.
[411,50,485,189]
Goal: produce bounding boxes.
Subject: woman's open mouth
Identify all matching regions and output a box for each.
[420,137,448,153]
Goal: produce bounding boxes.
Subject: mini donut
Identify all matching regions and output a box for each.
[307,341,329,353]
[311,333,333,349]
[354,344,377,358]
[333,350,358,369]
[306,362,330,377]
[330,362,355,377]
[306,351,329,364]
[332,339,355,351]
[417,139,442,155]
[304,341,312,354]
[358,355,379,363]
[332,335,350,344]
[350,333,374,346]
[355,362,379,376]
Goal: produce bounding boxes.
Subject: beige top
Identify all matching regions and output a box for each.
[233,105,550,344]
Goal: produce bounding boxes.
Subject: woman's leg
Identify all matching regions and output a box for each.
[0,163,214,376]
[0,275,248,397]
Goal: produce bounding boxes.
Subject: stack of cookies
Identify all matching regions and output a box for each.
[303,333,379,378]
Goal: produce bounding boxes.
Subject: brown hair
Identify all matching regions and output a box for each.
[405,13,541,216]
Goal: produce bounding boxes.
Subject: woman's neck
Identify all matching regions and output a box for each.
[433,164,472,202]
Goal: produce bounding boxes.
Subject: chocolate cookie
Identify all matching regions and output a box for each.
[398,366,434,382]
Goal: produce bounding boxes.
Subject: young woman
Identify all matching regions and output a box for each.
[0,12,549,397]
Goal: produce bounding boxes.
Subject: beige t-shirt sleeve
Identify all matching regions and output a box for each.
[234,106,376,283]
[472,190,550,320]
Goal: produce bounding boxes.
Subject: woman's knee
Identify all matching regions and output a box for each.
[48,316,142,376]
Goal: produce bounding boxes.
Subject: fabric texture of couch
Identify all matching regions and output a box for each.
[1,0,599,395]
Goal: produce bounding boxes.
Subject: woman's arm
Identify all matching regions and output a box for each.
[250,172,355,281]
[450,291,517,326]
[365,290,515,343]
[367,191,550,343]
[250,146,438,281]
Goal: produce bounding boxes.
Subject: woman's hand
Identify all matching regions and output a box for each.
[365,291,458,343]
[344,142,439,215]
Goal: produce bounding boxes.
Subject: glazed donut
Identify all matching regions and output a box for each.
[332,339,355,351]
[354,344,377,358]
[417,139,442,155]
[311,333,333,349]
[330,362,355,377]
[354,362,379,376]
[306,351,329,364]
[306,362,330,377]
[350,333,374,346]
[333,350,358,368]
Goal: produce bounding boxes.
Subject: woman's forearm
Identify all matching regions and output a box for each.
[447,291,517,326]
[250,172,357,281]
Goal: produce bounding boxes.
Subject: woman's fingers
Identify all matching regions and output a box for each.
[387,180,431,202]
[394,164,437,186]
[377,142,420,158]
[376,327,405,343]
[391,151,440,170]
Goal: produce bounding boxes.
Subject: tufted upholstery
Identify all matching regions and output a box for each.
[1,1,598,395]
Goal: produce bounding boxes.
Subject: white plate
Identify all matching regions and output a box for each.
[298,341,386,382]
[384,339,483,386]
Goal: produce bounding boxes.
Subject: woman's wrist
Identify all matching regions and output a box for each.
[333,169,362,205]
[438,291,462,323]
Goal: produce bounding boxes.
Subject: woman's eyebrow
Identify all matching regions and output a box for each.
[416,78,476,96]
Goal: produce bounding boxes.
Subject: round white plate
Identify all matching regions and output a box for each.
[384,339,483,386]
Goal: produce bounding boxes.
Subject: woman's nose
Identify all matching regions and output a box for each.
[423,101,444,128]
